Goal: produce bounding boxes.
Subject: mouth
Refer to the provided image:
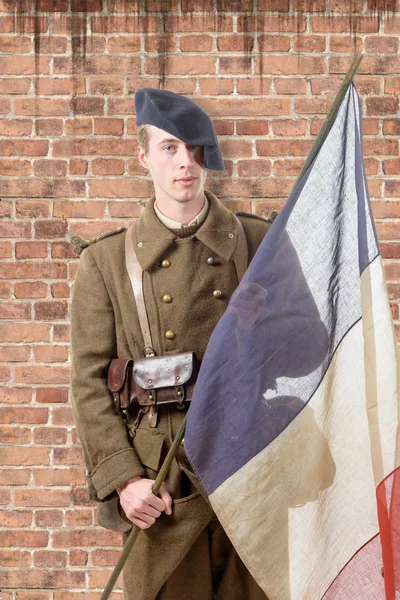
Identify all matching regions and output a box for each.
[176,176,197,185]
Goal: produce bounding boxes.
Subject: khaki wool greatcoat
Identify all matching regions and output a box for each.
[70,191,271,600]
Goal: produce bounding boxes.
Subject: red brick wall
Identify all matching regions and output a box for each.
[0,0,399,596]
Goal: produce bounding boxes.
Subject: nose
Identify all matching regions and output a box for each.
[177,145,194,168]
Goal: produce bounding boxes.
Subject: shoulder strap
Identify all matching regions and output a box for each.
[233,217,248,283]
[124,219,249,356]
[125,225,155,357]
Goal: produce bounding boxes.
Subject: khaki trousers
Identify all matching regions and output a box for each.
[156,518,268,600]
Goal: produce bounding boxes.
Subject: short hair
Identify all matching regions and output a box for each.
[137,123,149,154]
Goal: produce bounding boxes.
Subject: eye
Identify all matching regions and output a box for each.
[163,145,175,152]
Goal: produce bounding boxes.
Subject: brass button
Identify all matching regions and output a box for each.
[162,294,172,303]
[161,259,170,268]
[213,290,223,299]
[207,256,217,265]
[165,330,175,340]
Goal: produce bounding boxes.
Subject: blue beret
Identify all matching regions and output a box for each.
[134,88,225,172]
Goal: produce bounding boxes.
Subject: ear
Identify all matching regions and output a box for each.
[137,145,149,170]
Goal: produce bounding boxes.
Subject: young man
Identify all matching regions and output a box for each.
[71,88,271,600]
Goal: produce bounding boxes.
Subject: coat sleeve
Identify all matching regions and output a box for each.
[70,246,145,501]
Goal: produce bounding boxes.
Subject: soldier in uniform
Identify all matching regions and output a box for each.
[70,88,272,600]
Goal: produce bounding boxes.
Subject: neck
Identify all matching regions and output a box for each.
[155,192,206,225]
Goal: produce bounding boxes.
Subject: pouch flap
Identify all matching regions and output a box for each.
[132,428,165,472]
[107,358,133,393]
[133,353,194,389]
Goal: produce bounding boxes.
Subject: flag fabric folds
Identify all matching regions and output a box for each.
[185,83,400,599]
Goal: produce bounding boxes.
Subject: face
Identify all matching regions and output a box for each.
[137,125,208,208]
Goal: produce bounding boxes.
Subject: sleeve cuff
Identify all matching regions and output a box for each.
[91,448,145,500]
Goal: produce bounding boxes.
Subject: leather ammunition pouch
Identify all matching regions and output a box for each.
[107,352,199,413]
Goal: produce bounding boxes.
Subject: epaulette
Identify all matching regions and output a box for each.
[236,211,279,225]
[70,227,127,256]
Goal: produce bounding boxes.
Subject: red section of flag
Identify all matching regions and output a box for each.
[323,466,400,599]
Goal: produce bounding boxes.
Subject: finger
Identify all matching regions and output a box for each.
[145,492,166,513]
[139,504,162,519]
[131,516,153,530]
[159,483,173,515]
[132,510,156,527]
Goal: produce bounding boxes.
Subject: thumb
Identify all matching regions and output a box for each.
[158,482,173,515]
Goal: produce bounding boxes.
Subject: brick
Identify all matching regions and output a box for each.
[34,346,68,363]
[0,387,31,404]
[0,407,48,425]
[0,302,31,319]
[196,97,290,117]
[0,56,49,75]
[0,119,32,136]
[237,15,306,32]
[33,160,68,178]
[0,447,50,466]
[383,119,400,135]
[14,365,70,384]
[0,139,48,157]
[34,551,67,569]
[329,35,363,53]
[383,159,400,175]
[72,36,106,55]
[217,35,253,52]
[53,138,136,156]
[35,78,85,96]
[55,55,141,75]
[0,469,30,486]
[70,158,88,175]
[386,181,400,198]
[0,323,50,342]
[36,0,68,9]
[14,98,70,117]
[69,222,125,241]
[15,594,51,600]
[34,301,68,320]
[0,78,30,95]
[365,36,398,54]
[0,159,31,176]
[14,282,47,299]
[349,56,400,76]
[310,76,341,96]
[89,179,153,198]
[51,241,76,260]
[257,35,290,52]
[384,16,400,34]
[145,55,216,75]
[0,98,10,113]
[382,244,400,259]
[53,529,122,548]
[92,549,122,567]
[92,158,125,175]
[0,570,85,588]
[71,97,105,116]
[255,56,325,76]
[54,446,84,466]
[385,79,400,95]
[53,200,104,219]
[294,98,332,114]
[293,36,326,53]
[0,200,12,217]
[182,0,213,8]
[0,366,11,382]
[256,139,313,157]
[52,15,86,34]
[0,510,32,527]
[212,120,234,136]
[127,157,148,175]
[72,0,103,9]
[372,200,400,218]
[220,56,251,75]
[65,509,93,527]
[209,179,292,199]
[36,119,63,137]
[312,16,378,33]
[108,201,141,218]
[35,468,85,487]
[0,241,11,258]
[237,160,272,177]
[107,98,135,115]
[144,35,177,53]
[0,488,10,504]
[164,14,232,32]
[89,77,123,95]
[35,510,63,528]
[0,179,84,198]
[331,0,364,9]
[88,569,124,589]
[236,120,269,136]
[0,281,10,298]
[0,550,31,567]
[366,97,399,116]
[219,140,253,159]
[0,426,31,444]
[94,118,124,136]
[293,0,325,8]
[15,202,50,223]
[272,119,307,136]
[107,35,141,53]
[65,118,93,135]
[92,15,159,33]
[54,324,70,342]
[51,282,70,298]
[53,406,74,425]
[0,222,31,238]
[34,36,68,55]
[34,220,68,239]
[33,427,68,445]
[390,302,399,320]
[236,78,270,96]
[363,139,398,155]
[36,388,69,404]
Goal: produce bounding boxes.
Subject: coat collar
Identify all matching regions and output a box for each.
[132,190,239,271]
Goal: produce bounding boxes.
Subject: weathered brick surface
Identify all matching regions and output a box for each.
[0,1,399,595]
